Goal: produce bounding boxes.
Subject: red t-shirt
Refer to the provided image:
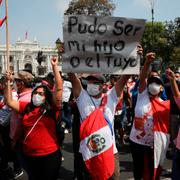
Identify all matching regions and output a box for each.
[19,101,59,156]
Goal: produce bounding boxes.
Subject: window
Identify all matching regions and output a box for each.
[24,63,32,74]
[10,56,13,63]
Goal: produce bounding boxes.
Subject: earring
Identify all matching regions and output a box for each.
[160,86,164,92]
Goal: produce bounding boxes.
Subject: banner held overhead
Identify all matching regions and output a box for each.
[62,15,145,74]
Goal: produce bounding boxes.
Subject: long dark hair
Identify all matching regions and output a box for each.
[24,85,56,120]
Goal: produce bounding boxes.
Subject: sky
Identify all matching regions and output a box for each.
[0,0,179,46]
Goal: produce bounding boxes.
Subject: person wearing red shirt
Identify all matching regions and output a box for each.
[4,57,63,180]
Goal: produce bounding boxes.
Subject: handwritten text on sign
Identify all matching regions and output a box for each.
[62,15,145,74]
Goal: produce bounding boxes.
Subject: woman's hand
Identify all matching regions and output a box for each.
[166,68,180,97]
[166,68,175,81]
[51,57,58,66]
[145,52,156,64]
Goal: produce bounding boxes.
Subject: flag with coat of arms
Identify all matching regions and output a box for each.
[79,95,115,180]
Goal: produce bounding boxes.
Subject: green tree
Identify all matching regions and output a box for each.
[141,21,165,56]
[142,18,180,68]
[164,17,180,47]
[170,47,180,66]
[64,0,115,16]
[163,17,180,66]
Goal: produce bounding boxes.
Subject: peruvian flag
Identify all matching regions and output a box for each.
[151,98,170,179]
[0,16,6,27]
[0,0,6,27]
[80,108,115,180]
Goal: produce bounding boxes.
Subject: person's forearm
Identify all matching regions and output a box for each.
[4,81,12,105]
[115,75,130,97]
[140,60,151,82]
[68,73,82,98]
[52,65,62,90]
[170,79,180,97]
[52,64,62,107]
[138,60,151,93]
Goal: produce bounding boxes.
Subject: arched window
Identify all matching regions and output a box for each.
[24,63,32,74]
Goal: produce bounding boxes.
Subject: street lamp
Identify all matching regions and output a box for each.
[148,0,157,50]
[55,38,63,63]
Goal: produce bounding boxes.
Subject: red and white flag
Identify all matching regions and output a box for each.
[151,98,170,179]
[0,16,6,27]
[0,0,6,27]
[80,107,115,180]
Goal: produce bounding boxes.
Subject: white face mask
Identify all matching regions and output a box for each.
[62,88,71,102]
[32,94,44,107]
[148,83,161,95]
[87,83,101,96]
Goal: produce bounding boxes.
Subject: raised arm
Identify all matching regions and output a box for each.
[68,73,82,99]
[166,68,180,97]
[4,71,20,112]
[51,57,63,108]
[139,52,155,93]
[115,75,131,98]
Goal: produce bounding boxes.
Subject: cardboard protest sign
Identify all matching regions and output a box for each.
[62,15,145,74]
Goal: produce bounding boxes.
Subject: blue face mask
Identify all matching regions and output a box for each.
[87,83,101,96]
[32,94,44,106]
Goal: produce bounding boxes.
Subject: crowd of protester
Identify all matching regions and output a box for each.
[0,45,179,180]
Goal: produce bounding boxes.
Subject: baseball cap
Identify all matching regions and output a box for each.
[14,70,34,83]
[147,76,164,86]
[109,75,121,80]
[85,74,106,84]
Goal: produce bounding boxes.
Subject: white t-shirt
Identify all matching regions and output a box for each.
[130,88,154,147]
[76,87,118,154]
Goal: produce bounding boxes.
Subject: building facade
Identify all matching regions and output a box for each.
[0,38,60,76]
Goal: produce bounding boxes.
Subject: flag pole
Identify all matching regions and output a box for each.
[5,0,9,71]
